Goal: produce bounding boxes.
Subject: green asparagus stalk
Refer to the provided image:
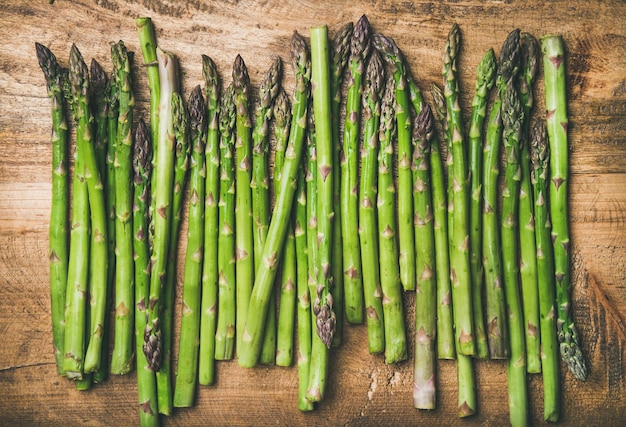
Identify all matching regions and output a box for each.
[89,59,109,179]
[255,57,282,366]
[428,84,455,360]
[530,121,560,421]
[359,51,385,355]
[61,48,89,380]
[378,74,408,366]
[36,43,69,375]
[468,48,496,359]
[482,30,521,359]
[517,33,541,374]
[214,84,237,361]
[199,54,220,385]
[238,31,310,368]
[174,86,206,408]
[502,74,528,427]
[135,17,160,151]
[372,32,416,292]
[110,40,135,375]
[412,105,437,408]
[68,46,109,377]
[232,55,256,356]
[341,15,370,323]
[442,24,475,356]
[133,120,159,427]
[329,21,353,346]
[541,34,587,381]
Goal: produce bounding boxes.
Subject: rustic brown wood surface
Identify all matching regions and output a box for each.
[1,0,625,425]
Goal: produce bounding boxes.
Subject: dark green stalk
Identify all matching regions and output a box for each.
[133,120,159,426]
[35,42,69,376]
[238,32,311,368]
[199,54,220,385]
[372,32,416,292]
[531,121,560,421]
[359,51,385,355]
[111,40,135,375]
[214,84,237,361]
[329,21,353,346]
[541,34,587,381]
[341,15,370,323]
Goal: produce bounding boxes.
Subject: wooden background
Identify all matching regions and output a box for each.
[1,0,625,425]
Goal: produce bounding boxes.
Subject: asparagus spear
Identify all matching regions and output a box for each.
[232,55,256,356]
[90,59,109,179]
[372,32,416,292]
[174,86,206,408]
[541,34,587,381]
[341,15,370,323]
[412,105,438,408]
[359,51,385,355]
[238,31,311,368]
[467,48,496,359]
[61,48,89,380]
[143,46,178,387]
[214,84,237,361]
[517,33,541,374]
[482,30,521,359]
[502,74,528,427]
[110,40,135,375]
[133,120,159,427]
[531,121,560,421]
[199,54,220,385]
[428,84,455,360]
[329,21,353,346]
[36,42,69,375]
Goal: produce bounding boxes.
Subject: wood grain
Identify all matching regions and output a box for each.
[1,0,625,425]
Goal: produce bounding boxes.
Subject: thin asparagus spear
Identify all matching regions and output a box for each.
[372,32,416,292]
[468,48,496,359]
[199,54,220,385]
[110,40,135,375]
[329,21,353,346]
[341,15,370,323]
[518,33,541,374]
[61,50,89,381]
[174,86,206,408]
[214,84,237,361]
[412,106,437,408]
[483,30,521,360]
[378,75,408,366]
[531,121,560,421]
[133,120,159,426]
[541,34,587,381]
[238,31,311,368]
[36,42,69,376]
[359,51,385,355]
[428,84,455,360]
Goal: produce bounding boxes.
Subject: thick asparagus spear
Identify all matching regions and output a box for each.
[135,17,160,151]
[341,15,370,323]
[329,21,353,346]
[214,84,237,361]
[467,48,496,359]
[518,33,541,374]
[359,51,385,355]
[133,120,159,427]
[238,31,311,368]
[36,42,69,376]
[531,121,560,421]
[482,30,521,359]
[541,34,587,381]
[372,32,416,292]
[199,54,220,385]
[90,59,109,179]
[428,84,455,360]
[174,86,206,408]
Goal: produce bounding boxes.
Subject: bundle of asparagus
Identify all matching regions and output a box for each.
[38,15,586,426]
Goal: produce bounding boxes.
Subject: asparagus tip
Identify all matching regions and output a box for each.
[350,14,371,58]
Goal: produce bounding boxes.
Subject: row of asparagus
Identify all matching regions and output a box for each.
[38,14,585,427]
